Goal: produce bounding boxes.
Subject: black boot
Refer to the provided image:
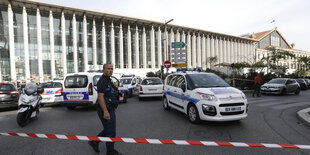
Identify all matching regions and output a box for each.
[88,141,100,153]
[106,149,122,155]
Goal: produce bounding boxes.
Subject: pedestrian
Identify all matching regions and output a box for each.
[88,63,122,155]
[252,73,262,97]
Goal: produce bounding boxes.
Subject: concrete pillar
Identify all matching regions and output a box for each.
[61,12,67,76]
[111,22,115,68]
[49,10,56,79]
[142,26,147,68]
[93,19,98,70]
[151,26,155,69]
[230,39,234,63]
[197,33,201,67]
[219,37,223,64]
[23,6,30,81]
[135,25,139,68]
[211,36,215,58]
[102,19,106,65]
[227,39,231,64]
[187,32,191,68]
[202,34,206,69]
[157,27,162,67]
[127,24,132,68]
[36,8,43,82]
[83,15,88,71]
[72,14,78,73]
[192,33,196,68]
[223,38,227,63]
[237,40,241,62]
[8,3,16,81]
[169,29,174,61]
[215,36,219,64]
[163,29,167,61]
[206,35,211,68]
[119,23,123,69]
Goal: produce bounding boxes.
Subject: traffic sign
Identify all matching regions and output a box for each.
[164,60,171,68]
[171,42,186,48]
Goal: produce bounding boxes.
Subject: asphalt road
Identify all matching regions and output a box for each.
[1,91,310,155]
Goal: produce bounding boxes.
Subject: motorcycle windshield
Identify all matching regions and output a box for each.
[24,83,37,95]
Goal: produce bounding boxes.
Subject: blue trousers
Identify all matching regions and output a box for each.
[97,108,116,152]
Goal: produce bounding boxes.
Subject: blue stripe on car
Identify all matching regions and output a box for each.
[165,91,199,103]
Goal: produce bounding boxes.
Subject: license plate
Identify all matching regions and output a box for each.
[149,89,157,91]
[0,94,6,97]
[225,107,242,112]
[70,96,80,100]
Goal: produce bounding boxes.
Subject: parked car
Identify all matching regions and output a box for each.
[39,81,64,105]
[138,77,164,100]
[163,70,248,123]
[119,75,142,97]
[261,78,300,95]
[0,83,19,108]
[296,79,308,90]
[303,79,310,89]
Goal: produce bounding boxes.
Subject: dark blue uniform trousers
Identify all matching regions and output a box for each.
[97,108,116,152]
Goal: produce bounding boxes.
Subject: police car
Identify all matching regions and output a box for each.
[62,72,127,110]
[163,68,248,123]
[119,75,142,97]
[138,77,164,100]
[39,80,63,105]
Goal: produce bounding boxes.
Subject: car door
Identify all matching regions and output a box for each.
[165,75,178,107]
[172,75,187,112]
[286,79,295,92]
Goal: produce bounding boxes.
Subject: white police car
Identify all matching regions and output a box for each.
[163,68,248,123]
[39,80,63,105]
[119,75,142,97]
[62,72,127,110]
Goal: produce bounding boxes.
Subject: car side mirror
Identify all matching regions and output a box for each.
[181,84,186,92]
[37,86,44,94]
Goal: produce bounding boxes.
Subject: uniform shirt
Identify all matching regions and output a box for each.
[254,76,262,85]
[97,74,111,94]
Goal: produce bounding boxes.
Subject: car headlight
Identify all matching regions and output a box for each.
[241,93,247,100]
[202,104,217,116]
[197,92,217,102]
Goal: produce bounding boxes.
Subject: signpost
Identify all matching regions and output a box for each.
[171,42,186,48]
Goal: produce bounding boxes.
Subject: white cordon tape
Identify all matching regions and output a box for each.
[1,133,310,150]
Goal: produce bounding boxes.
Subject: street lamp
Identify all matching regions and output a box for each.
[164,19,174,61]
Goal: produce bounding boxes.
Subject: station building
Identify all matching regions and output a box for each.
[0,0,283,82]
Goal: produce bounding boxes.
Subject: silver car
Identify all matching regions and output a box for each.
[261,78,300,95]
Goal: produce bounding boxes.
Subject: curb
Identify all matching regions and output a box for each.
[297,107,310,126]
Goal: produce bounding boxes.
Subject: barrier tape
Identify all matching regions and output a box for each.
[232,78,254,82]
[1,132,310,150]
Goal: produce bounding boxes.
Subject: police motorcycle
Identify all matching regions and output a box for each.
[17,83,44,127]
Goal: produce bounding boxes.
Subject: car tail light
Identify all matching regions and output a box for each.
[89,83,93,95]
[8,91,19,95]
[140,85,143,91]
[163,86,164,90]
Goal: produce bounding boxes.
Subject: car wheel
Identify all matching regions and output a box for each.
[187,104,200,124]
[129,90,133,97]
[295,88,300,95]
[163,97,170,110]
[66,106,76,110]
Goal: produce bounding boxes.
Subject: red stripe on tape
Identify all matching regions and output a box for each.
[187,141,204,145]
[246,143,265,147]
[9,133,19,136]
[87,136,100,141]
[134,138,149,144]
[216,142,234,146]
[279,144,299,149]
[111,138,124,142]
[27,133,38,138]
[66,135,78,140]
[160,140,176,145]
[46,134,57,139]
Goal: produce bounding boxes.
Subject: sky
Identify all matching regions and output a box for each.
[39,0,310,52]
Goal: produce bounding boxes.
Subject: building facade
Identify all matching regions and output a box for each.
[0,0,256,82]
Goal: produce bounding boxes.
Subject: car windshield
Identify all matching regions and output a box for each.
[186,74,230,88]
[296,79,304,83]
[268,79,287,84]
[141,78,162,85]
[24,83,37,95]
[0,84,15,91]
[120,78,132,85]
[40,82,62,88]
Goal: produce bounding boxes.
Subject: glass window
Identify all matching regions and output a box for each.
[0,84,15,91]
[0,4,10,81]
[114,21,120,68]
[65,14,73,73]
[93,75,101,86]
[120,78,132,85]
[13,7,25,80]
[27,8,39,80]
[64,75,88,88]
[40,82,62,88]
[41,10,51,81]
[141,78,162,85]
[268,78,287,84]
[146,26,151,68]
[53,12,63,77]
[87,17,93,67]
[105,19,111,63]
[96,18,102,65]
[76,15,84,72]
[186,73,229,88]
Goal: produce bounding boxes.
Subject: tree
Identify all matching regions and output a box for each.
[262,47,296,73]
[207,56,218,69]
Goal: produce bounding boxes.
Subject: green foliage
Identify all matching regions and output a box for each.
[146,71,157,77]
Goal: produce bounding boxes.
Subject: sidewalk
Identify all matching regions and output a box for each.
[297,107,310,126]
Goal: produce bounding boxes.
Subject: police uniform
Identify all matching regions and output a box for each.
[96,74,119,153]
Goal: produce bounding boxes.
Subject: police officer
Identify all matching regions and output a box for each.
[88,63,122,155]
